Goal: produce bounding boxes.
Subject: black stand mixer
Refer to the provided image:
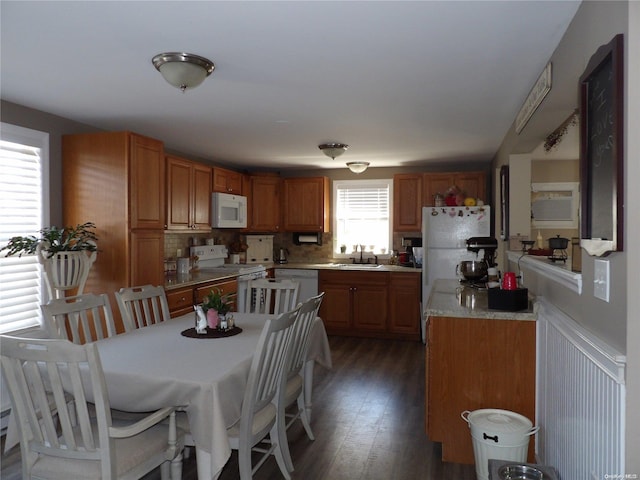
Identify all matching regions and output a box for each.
[465,237,498,268]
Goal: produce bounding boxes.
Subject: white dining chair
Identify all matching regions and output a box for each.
[0,335,184,480]
[227,305,300,480]
[278,292,325,472]
[41,293,117,344]
[115,284,171,332]
[245,278,300,315]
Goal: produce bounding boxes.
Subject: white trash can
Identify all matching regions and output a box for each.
[461,409,539,480]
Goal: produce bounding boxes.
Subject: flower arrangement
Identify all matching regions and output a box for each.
[202,288,231,315]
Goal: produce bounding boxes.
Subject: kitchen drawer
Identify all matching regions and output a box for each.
[319,270,389,285]
[166,287,193,317]
[195,278,238,311]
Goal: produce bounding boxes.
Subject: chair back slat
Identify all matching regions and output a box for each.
[115,285,171,331]
[287,292,325,381]
[245,278,300,315]
[41,293,116,344]
[241,306,299,434]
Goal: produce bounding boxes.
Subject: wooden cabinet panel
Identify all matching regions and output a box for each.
[393,174,423,232]
[388,273,421,336]
[130,230,164,287]
[426,315,536,464]
[283,177,330,232]
[166,155,212,231]
[213,167,243,194]
[192,163,212,229]
[130,134,166,230]
[318,283,352,331]
[423,173,455,206]
[166,287,194,318]
[423,171,487,206]
[352,284,388,332]
[249,175,281,232]
[166,156,192,230]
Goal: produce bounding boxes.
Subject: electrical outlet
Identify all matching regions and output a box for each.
[594,259,610,302]
[519,270,524,286]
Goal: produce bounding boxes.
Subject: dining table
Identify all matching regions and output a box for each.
[4,312,332,480]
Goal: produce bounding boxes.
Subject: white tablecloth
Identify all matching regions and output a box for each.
[5,313,332,479]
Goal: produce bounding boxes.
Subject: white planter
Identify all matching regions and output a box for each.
[37,245,97,299]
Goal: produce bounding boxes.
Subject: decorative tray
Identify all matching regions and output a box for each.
[181,327,242,339]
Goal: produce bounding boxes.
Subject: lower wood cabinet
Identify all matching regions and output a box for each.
[166,277,238,318]
[318,270,420,340]
[425,315,536,465]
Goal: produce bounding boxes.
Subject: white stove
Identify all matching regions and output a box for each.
[190,245,267,312]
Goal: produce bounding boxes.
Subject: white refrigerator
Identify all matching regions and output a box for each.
[421,206,491,341]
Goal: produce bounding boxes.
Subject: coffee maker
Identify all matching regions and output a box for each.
[466,237,498,268]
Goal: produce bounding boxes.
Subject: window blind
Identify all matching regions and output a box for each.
[333,180,392,254]
[0,132,46,333]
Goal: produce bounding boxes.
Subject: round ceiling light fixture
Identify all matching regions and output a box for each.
[346,162,370,174]
[318,143,349,160]
[152,52,215,92]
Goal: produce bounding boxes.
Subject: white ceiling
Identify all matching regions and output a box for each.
[1,1,581,171]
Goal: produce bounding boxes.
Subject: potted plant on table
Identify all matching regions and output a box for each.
[1,222,98,299]
[202,288,232,330]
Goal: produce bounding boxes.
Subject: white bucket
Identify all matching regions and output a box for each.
[461,409,539,480]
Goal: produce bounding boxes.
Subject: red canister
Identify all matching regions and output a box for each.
[502,272,517,290]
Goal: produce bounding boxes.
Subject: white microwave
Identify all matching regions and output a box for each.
[211,192,248,228]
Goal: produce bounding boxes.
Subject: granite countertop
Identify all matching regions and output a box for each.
[165,261,421,290]
[425,279,538,321]
[272,262,421,273]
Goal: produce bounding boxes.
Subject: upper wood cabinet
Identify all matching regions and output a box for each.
[423,171,486,206]
[393,174,423,232]
[62,131,165,332]
[166,155,212,232]
[248,175,281,232]
[212,167,244,194]
[283,177,330,232]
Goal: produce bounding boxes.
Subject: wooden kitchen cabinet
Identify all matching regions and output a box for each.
[423,171,486,206]
[248,175,281,232]
[319,270,390,337]
[393,174,423,232]
[166,286,194,317]
[425,315,536,464]
[388,272,421,337]
[213,166,244,194]
[283,176,330,232]
[166,155,212,231]
[63,131,165,332]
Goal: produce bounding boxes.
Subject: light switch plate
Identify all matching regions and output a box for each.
[594,259,610,302]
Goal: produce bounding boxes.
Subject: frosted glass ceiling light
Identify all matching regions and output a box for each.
[318,143,349,160]
[346,162,370,174]
[152,52,215,92]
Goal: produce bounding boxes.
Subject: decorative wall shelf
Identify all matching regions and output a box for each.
[507,250,582,294]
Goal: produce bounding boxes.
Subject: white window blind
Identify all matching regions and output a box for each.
[0,124,49,333]
[333,179,392,256]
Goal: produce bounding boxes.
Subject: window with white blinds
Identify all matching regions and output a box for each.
[333,179,393,256]
[0,123,49,333]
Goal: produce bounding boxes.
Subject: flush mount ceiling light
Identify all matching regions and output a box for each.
[318,143,349,160]
[152,52,215,93]
[346,162,370,174]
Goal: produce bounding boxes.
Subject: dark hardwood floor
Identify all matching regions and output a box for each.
[1,336,477,479]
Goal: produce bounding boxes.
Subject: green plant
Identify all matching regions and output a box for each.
[1,222,98,258]
[202,288,231,315]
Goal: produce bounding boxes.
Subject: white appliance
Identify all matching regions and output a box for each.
[274,269,319,303]
[421,206,490,341]
[211,192,247,228]
[190,245,267,312]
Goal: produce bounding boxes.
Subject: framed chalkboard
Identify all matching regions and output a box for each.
[579,34,624,256]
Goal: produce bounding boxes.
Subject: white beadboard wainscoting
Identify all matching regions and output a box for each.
[536,298,626,480]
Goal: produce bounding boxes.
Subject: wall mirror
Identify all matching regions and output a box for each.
[579,34,624,257]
